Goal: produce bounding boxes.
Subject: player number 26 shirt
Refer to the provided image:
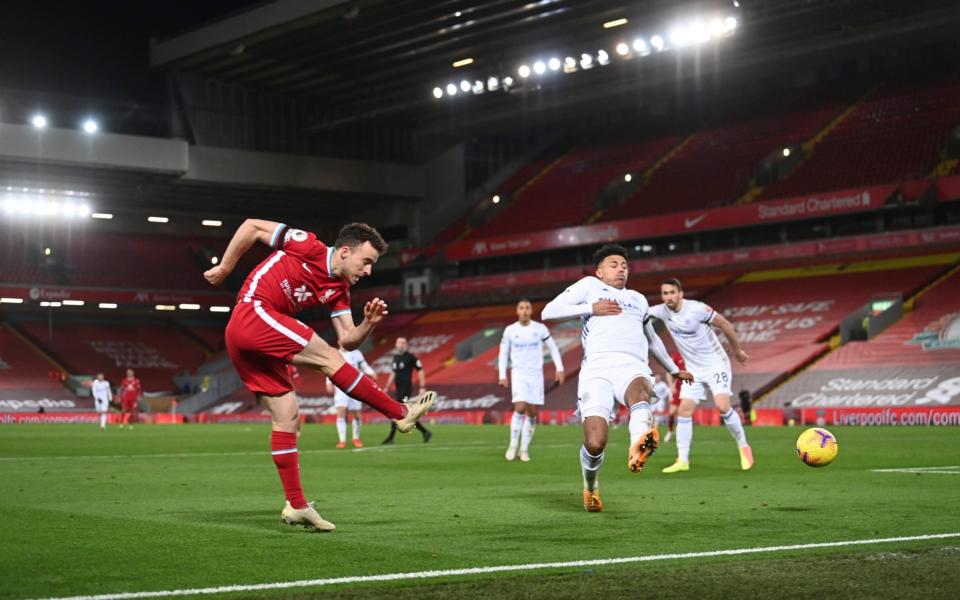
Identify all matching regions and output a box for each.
[237,224,351,318]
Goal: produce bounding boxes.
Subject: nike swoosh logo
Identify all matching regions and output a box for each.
[684,214,707,229]
[302,262,312,273]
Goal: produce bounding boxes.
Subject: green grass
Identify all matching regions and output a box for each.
[1,424,958,599]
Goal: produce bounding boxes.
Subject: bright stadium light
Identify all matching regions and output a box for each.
[669,26,690,47]
[533,61,546,75]
[725,16,737,30]
[472,80,484,94]
[502,76,514,88]
[98,303,118,309]
[597,50,610,65]
[82,119,98,134]
[155,304,176,311]
[91,212,113,219]
[518,64,531,78]
[603,18,628,29]
[710,18,726,37]
[487,77,499,91]
[782,147,791,157]
[446,83,458,96]
[459,80,471,92]
[202,219,222,227]
[616,42,629,56]
[624,173,632,182]
[432,86,443,99]
[0,297,24,304]
[690,21,710,44]
[563,56,577,72]
[210,256,219,265]
[548,57,561,71]
[179,303,201,310]
[580,53,593,69]
[62,300,84,306]
[633,38,649,55]
[452,57,474,68]
[210,306,231,313]
[147,216,169,223]
[492,195,500,204]
[31,114,48,129]
[77,204,90,217]
[651,35,665,51]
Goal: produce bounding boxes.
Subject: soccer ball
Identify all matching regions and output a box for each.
[796,427,838,467]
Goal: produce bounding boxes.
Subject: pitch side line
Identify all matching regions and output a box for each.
[29,532,960,600]
[872,466,960,475]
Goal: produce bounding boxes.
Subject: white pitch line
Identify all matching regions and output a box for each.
[28,532,960,600]
[0,440,516,462]
[873,466,960,475]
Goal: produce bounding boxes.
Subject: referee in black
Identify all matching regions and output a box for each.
[382,336,432,444]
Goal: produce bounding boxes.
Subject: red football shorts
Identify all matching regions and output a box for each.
[121,397,137,411]
[225,300,315,396]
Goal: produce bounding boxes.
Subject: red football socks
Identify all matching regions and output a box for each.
[330,363,405,420]
[270,430,307,509]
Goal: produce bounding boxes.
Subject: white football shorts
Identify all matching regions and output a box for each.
[511,369,545,405]
[577,353,653,422]
[680,364,733,404]
[333,390,363,412]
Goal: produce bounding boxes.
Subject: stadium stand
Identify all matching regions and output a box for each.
[702,255,957,398]
[757,79,960,201]
[13,320,209,392]
[464,135,684,239]
[0,324,66,395]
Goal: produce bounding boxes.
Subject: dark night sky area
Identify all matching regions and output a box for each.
[0,1,263,105]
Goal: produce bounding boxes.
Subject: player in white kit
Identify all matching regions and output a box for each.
[648,278,753,473]
[325,348,376,448]
[91,372,112,431]
[498,299,565,462]
[542,245,693,512]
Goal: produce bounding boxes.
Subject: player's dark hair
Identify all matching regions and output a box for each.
[661,277,683,291]
[517,298,532,305]
[593,243,629,268]
[335,222,388,255]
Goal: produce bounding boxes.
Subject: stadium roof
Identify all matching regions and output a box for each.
[152,0,960,134]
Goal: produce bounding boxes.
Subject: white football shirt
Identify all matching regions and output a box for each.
[543,276,652,363]
[648,299,729,374]
[498,321,562,378]
[91,379,112,401]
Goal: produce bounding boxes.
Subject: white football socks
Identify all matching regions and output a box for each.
[628,401,653,446]
[335,416,347,443]
[580,445,605,491]
[520,415,536,453]
[99,413,107,430]
[509,411,524,447]
[677,416,693,462]
[721,408,748,448]
[351,416,361,440]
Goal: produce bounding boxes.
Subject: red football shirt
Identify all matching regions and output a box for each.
[120,377,142,402]
[237,224,351,317]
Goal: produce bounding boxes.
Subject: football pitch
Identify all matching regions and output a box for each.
[1,424,958,600]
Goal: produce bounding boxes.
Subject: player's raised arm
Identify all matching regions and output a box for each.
[644,319,693,382]
[204,219,284,286]
[711,312,749,364]
[357,353,377,378]
[542,278,611,320]
[331,297,388,351]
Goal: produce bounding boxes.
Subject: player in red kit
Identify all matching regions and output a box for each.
[204,219,435,532]
[663,352,686,443]
[119,368,141,429]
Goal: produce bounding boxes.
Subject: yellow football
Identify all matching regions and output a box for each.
[796,427,838,467]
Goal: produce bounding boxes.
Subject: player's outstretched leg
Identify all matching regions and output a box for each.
[627,401,658,472]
